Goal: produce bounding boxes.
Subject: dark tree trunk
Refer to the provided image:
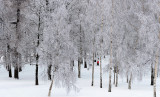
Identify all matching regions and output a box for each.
[47,65,52,80]
[127,73,128,83]
[115,65,118,87]
[128,73,132,89]
[35,64,39,85]
[72,60,74,66]
[78,58,81,78]
[84,51,87,68]
[91,53,94,86]
[35,54,39,85]
[9,67,12,78]
[151,63,154,85]
[100,56,102,88]
[84,61,87,68]
[14,67,19,79]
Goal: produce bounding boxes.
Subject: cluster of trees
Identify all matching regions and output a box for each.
[0,0,160,97]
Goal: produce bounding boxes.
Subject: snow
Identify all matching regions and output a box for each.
[0,57,160,97]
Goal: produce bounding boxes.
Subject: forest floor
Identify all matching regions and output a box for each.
[0,56,160,97]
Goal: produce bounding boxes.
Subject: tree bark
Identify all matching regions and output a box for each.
[9,67,12,78]
[48,80,54,97]
[47,65,52,80]
[154,51,159,97]
[108,67,112,92]
[35,54,39,85]
[14,67,19,79]
[128,73,132,89]
[78,58,81,78]
[115,65,118,87]
[127,73,128,83]
[113,66,116,84]
[13,50,19,79]
[70,59,74,71]
[151,63,154,85]
[91,53,94,86]
[72,60,74,67]
[100,56,102,88]
[108,41,112,92]
[6,44,12,78]
[84,51,87,68]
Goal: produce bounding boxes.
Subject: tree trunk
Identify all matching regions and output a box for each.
[115,65,118,87]
[108,41,112,92]
[78,58,81,78]
[48,80,54,97]
[91,53,94,86]
[84,61,87,68]
[14,67,19,79]
[72,60,74,67]
[108,67,112,92]
[84,51,87,68]
[35,54,39,85]
[30,53,32,65]
[127,73,128,83]
[48,65,52,80]
[100,56,102,88]
[70,59,74,71]
[128,73,132,89]
[113,66,116,84]
[13,50,19,79]
[9,67,12,78]
[151,63,154,85]
[6,44,12,78]
[154,52,159,97]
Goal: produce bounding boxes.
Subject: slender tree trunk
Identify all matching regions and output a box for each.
[48,65,52,80]
[115,65,118,87]
[91,53,94,86]
[9,67,12,78]
[154,51,159,97]
[128,73,132,89]
[72,60,74,67]
[18,54,22,72]
[70,59,74,71]
[113,66,116,84]
[84,51,87,68]
[127,72,129,83]
[100,56,102,88]
[14,50,19,79]
[108,41,112,92]
[108,0,113,92]
[30,53,32,65]
[78,58,81,78]
[108,67,112,92]
[48,80,54,97]
[35,54,39,85]
[6,45,12,78]
[151,63,154,85]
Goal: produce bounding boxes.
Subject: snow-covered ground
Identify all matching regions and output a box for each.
[0,57,160,97]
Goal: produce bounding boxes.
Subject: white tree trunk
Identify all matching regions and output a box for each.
[154,51,159,97]
[48,80,54,97]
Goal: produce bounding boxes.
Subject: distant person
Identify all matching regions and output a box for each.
[97,60,99,66]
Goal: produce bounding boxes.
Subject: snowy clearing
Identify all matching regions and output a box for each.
[0,58,159,97]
